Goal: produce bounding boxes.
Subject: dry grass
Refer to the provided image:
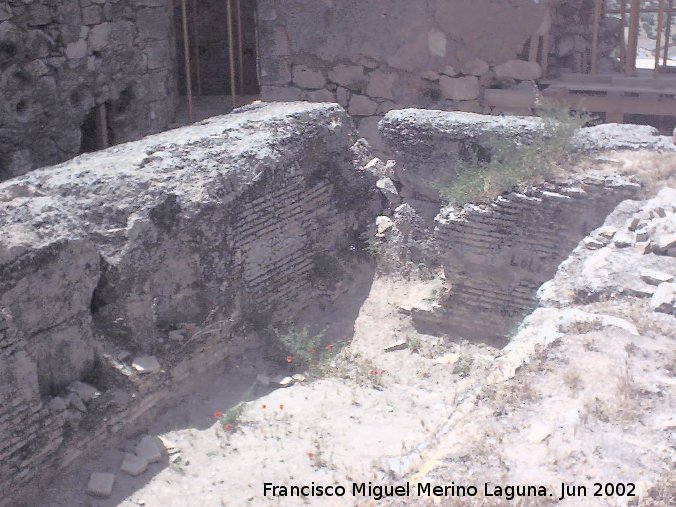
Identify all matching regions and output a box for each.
[589,151,676,196]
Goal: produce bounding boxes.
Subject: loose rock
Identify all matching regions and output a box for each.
[86,473,115,498]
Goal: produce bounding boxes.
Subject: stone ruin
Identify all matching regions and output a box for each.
[1,98,674,505]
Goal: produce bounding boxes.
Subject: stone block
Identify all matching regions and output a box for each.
[439,75,480,101]
[459,58,489,76]
[65,39,87,59]
[136,436,163,463]
[86,472,115,497]
[82,5,102,25]
[88,22,111,51]
[120,453,148,476]
[651,282,676,314]
[366,70,396,100]
[292,65,326,89]
[494,60,542,80]
[328,64,365,90]
[132,356,161,374]
[348,95,378,116]
[427,28,447,57]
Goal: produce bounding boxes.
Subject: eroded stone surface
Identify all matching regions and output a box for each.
[0,102,377,507]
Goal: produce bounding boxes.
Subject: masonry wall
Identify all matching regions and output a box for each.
[377,108,673,346]
[257,0,549,149]
[0,102,376,506]
[431,177,639,346]
[0,0,177,180]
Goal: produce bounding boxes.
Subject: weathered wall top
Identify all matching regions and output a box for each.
[0,102,377,506]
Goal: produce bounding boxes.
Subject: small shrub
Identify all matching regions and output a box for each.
[439,107,594,206]
[214,402,247,431]
[275,326,324,367]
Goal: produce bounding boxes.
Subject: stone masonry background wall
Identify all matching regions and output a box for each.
[0,102,377,506]
[257,0,549,150]
[0,0,177,180]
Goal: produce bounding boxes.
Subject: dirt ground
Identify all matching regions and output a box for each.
[34,250,675,507]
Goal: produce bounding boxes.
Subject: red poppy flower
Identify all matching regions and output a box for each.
[286,355,293,363]
[325,344,334,351]
[213,411,223,418]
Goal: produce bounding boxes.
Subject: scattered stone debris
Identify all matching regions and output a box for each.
[135,436,163,464]
[120,454,148,477]
[650,282,676,315]
[272,375,294,388]
[640,269,674,286]
[132,356,162,374]
[384,341,408,352]
[86,473,115,498]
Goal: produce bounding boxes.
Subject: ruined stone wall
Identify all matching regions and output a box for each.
[0,102,376,506]
[257,0,549,149]
[0,0,177,180]
[432,176,639,346]
[378,109,675,345]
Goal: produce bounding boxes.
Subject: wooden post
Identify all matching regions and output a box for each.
[591,0,603,75]
[181,0,194,122]
[192,0,202,96]
[236,0,245,95]
[664,0,673,67]
[98,104,109,149]
[620,0,627,69]
[528,36,539,63]
[226,0,237,110]
[541,29,550,77]
[626,0,640,74]
[655,0,665,77]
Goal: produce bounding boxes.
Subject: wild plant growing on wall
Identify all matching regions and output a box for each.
[440,107,594,206]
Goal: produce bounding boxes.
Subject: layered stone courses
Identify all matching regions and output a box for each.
[0,102,376,506]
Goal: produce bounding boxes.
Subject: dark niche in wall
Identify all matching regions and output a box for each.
[174,0,260,97]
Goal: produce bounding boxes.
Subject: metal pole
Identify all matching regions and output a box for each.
[591,0,603,75]
[192,0,202,96]
[236,0,245,95]
[655,0,665,77]
[181,0,194,122]
[227,0,237,110]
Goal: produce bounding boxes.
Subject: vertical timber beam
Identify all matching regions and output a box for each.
[98,104,109,149]
[664,0,673,66]
[655,0,665,77]
[620,0,627,69]
[236,0,245,94]
[591,0,603,75]
[626,0,640,74]
[192,0,202,96]
[227,0,237,110]
[181,0,194,122]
